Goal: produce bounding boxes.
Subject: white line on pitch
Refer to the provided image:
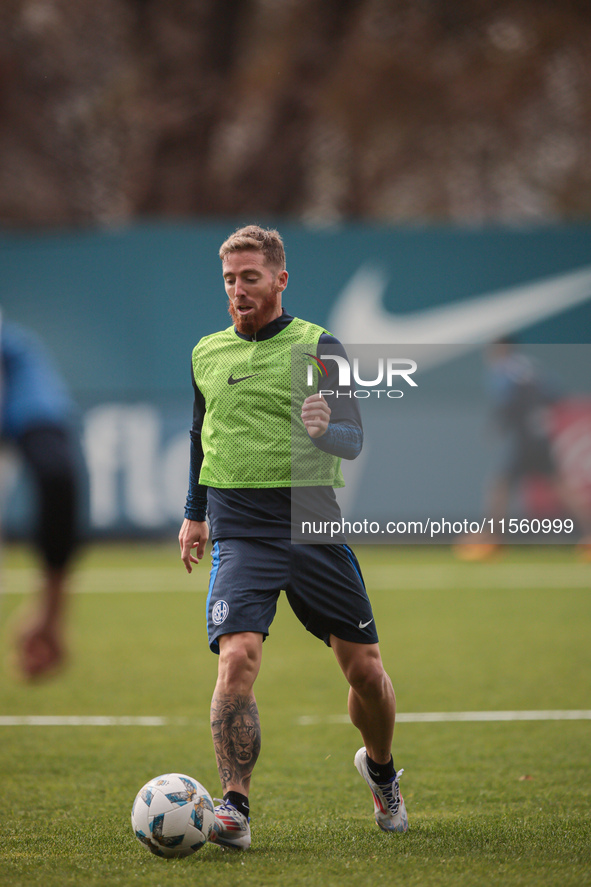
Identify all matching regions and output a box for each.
[0,716,190,727]
[296,710,591,726]
[2,711,589,728]
[2,568,208,594]
[3,562,589,594]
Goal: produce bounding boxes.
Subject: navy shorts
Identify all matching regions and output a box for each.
[206,538,379,654]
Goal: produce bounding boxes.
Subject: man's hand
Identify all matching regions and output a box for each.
[16,613,65,679]
[179,519,209,573]
[301,393,331,439]
[13,566,68,680]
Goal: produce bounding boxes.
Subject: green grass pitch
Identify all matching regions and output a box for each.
[0,543,590,886]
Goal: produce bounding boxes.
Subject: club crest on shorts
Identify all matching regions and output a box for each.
[212,600,229,626]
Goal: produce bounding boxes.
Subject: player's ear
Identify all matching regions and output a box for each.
[276,270,288,292]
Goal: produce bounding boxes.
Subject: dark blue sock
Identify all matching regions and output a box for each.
[224,791,250,819]
[366,754,396,783]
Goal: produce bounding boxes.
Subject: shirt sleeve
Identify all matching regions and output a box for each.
[1,321,74,439]
[307,332,363,460]
[184,364,209,521]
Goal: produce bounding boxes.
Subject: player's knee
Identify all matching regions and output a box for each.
[217,633,261,694]
[347,654,389,699]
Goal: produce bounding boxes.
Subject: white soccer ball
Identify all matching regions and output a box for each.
[131,773,216,858]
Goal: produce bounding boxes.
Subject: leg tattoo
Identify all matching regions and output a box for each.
[211,693,261,793]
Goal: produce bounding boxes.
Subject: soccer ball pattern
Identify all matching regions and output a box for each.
[131,773,216,858]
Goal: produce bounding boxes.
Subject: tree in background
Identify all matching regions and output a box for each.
[1,0,590,226]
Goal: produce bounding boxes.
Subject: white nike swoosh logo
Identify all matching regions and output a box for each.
[328,264,591,368]
[359,618,374,629]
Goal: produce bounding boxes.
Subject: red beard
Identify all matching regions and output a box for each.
[228,290,281,335]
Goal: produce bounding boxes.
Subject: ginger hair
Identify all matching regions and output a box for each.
[219,225,286,271]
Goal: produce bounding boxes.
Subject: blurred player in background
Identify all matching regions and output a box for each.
[456,337,591,560]
[179,225,407,849]
[1,315,81,678]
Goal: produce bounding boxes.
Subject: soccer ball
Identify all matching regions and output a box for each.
[131,773,216,858]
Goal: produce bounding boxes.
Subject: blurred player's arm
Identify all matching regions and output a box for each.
[1,322,80,678]
[16,425,79,677]
[179,367,209,573]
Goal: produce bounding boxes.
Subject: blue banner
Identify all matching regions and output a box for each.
[2,222,590,536]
